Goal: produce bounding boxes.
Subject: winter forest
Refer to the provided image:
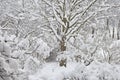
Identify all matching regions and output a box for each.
[1,0,120,80]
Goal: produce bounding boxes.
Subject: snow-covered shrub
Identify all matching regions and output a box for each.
[0,40,20,80]
[6,35,52,79]
[0,31,28,80]
[67,61,120,80]
[24,56,41,74]
[34,38,51,59]
[94,39,120,64]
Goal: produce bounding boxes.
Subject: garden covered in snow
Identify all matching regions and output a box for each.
[1,0,120,80]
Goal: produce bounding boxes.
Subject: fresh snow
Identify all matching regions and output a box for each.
[0,0,120,80]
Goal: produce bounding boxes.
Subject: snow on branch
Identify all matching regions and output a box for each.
[81,0,97,16]
[73,12,96,34]
[66,12,96,40]
[40,10,61,41]
[42,0,52,6]
[71,0,85,10]
[52,4,67,28]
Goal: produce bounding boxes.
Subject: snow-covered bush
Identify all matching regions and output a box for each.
[0,31,23,80]
[24,56,41,74]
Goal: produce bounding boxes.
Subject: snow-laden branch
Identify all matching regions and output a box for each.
[66,12,96,40]
[71,0,85,10]
[24,30,36,38]
[52,4,67,28]
[49,23,62,41]
[40,11,61,41]
[42,0,52,6]
[81,0,97,16]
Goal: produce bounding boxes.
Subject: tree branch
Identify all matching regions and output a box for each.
[67,12,96,40]
[81,0,97,16]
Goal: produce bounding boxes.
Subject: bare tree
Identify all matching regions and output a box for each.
[40,0,104,66]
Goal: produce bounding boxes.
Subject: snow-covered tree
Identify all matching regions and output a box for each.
[40,0,113,66]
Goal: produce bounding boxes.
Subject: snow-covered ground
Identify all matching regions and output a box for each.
[29,62,120,80]
[1,0,120,80]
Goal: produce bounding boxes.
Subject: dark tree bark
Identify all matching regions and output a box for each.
[59,36,67,67]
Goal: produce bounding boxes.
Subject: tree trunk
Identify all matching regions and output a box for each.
[112,27,114,39]
[60,40,66,52]
[59,36,67,67]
